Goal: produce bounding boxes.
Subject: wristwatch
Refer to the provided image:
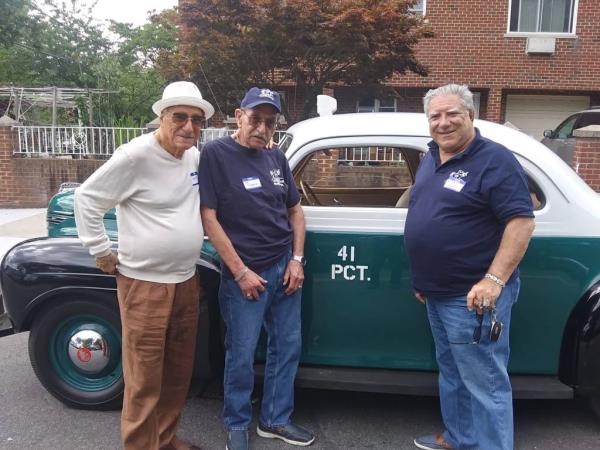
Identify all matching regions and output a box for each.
[292,255,306,266]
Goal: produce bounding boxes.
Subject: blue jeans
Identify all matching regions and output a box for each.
[219,253,302,431]
[425,278,520,450]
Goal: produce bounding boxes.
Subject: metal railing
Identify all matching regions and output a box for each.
[13,126,288,158]
[338,146,405,164]
[13,125,145,158]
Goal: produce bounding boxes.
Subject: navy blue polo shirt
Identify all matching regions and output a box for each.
[404,129,534,298]
[198,136,300,279]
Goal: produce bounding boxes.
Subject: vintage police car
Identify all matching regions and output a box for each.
[2,112,600,416]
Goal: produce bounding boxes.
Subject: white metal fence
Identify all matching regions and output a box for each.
[13,126,288,158]
[338,146,405,164]
[13,126,146,158]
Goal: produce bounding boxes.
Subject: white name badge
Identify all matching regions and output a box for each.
[443,176,465,192]
[242,177,262,190]
[190,171,199,186]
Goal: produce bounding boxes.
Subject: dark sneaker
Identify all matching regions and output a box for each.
[226,430,248,450]
[414,433,454,450]
[257,422,315,447]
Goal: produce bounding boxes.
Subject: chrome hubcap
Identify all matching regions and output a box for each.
[67,329,111,373]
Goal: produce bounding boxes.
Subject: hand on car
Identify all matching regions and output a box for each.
[238,269,267,301]
[284,260,304,295]
[95,252,119,274]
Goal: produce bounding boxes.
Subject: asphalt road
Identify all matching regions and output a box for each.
[1,333,599,450]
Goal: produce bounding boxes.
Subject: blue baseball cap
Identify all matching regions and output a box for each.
[241,87,281,113]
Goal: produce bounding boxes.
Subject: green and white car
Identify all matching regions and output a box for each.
[2,112,600,416]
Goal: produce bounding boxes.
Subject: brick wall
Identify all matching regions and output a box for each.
[178,0,599,124]
[0,125,104,207]
[573,126,600,192]
[390,0,600,122]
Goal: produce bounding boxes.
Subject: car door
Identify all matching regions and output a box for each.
[288,136,438,371]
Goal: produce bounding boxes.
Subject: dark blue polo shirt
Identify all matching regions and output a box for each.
[404,129,534,298]
[198,136,300,279]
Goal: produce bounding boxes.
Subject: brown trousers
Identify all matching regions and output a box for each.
[116,273,199,450]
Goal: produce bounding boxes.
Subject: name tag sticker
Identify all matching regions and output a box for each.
[242,177,262,190]
[443,176,465,192]
[190,171,199,186]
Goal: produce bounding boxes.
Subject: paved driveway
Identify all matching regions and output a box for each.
[0,208,46,262]
[1,332,600,449]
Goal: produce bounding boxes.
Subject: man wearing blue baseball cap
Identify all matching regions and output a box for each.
[199,87,314,450]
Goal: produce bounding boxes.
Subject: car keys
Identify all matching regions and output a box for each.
[490,308,503,342]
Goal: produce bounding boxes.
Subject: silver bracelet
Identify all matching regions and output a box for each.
[485,273,505,288]
[234,266,249,282]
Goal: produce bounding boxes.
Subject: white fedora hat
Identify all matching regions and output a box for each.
[152,81,215,119]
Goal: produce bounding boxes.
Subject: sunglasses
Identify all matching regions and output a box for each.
[241,109,278,130]
[170,112,205,127]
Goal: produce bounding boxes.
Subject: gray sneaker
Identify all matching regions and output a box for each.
[226,430,248,450]
[257,422,315,446]
[414,433,454,450]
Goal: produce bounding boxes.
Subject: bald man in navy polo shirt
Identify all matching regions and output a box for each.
[405,84,535,450]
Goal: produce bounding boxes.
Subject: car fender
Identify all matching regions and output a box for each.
[20,285,119,331]
[1,237,221,333]
[559,280,600,397]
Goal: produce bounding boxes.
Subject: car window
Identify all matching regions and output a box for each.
[526,174,545,211]
[296,146,419,207]
[554,115,579,139]
[574,112,600,130]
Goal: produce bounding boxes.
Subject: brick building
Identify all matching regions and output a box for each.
[179,0,599,139]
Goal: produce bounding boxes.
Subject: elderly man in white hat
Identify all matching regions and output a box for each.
[75,81,214,450]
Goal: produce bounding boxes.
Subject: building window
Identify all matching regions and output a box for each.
[409,0,426,15]
[509,0,576,33]
[357,98,397,113]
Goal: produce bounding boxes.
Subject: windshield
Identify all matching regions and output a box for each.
[277,133,293,152]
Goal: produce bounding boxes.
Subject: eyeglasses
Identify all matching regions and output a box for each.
[241,109,278,129]
[427,109,468,123]
[170,112,205,127]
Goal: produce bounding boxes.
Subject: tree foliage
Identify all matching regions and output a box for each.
[170,0,432,121]
[90,10,178,125]
[0,0,177,126]
[0,0,110,87]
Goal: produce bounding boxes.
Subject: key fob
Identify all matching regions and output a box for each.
[490,311,503,342]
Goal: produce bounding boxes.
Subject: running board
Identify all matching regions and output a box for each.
[254,364,574,400]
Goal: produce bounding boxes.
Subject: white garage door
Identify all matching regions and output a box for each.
[505,95,590,140]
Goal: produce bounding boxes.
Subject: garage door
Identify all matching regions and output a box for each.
[505,95,590,140]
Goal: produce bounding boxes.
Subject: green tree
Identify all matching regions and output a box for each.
[170,0,432,121]
[0,0,109,87]
[88,9,178,126]
[0,1,177,126]
[0,0,30,46]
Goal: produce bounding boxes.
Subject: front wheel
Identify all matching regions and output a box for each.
[29,295,123,410]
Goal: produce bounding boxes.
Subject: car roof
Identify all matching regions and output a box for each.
[284,112,600,221]
[285,112,548,162]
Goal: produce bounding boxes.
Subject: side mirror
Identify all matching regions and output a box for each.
[543,129,554,138]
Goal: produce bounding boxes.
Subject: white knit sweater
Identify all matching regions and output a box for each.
[74,132,203,283]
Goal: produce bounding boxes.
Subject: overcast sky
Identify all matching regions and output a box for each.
[86,0,178,26]
[37,0,178,27]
